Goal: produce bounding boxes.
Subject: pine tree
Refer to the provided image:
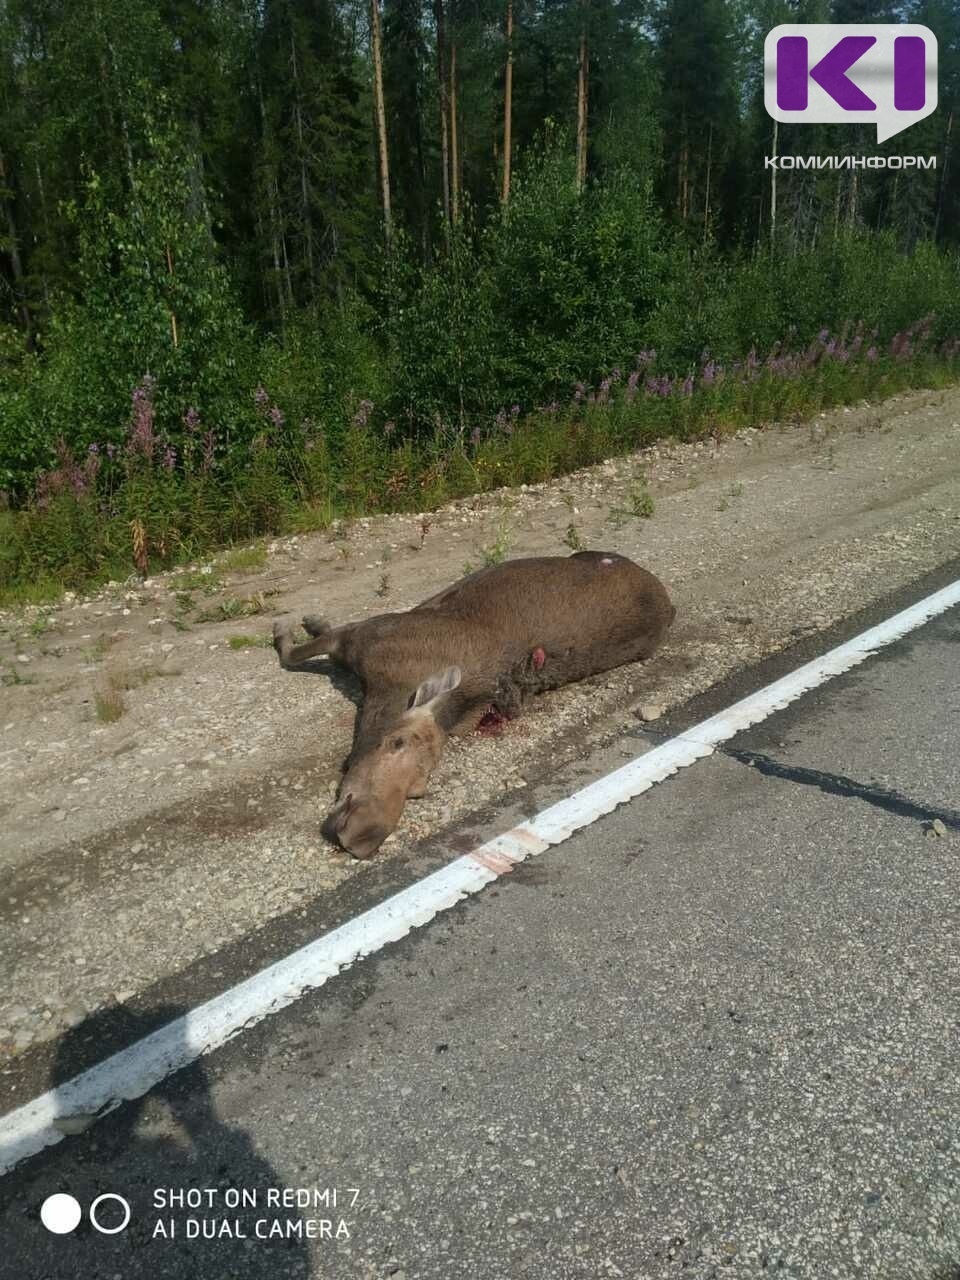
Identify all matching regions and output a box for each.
[656,0,738,235]
[384,0,430,252]
[256,0,375,312]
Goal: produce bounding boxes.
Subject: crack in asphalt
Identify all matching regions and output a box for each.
[725,748,960,833]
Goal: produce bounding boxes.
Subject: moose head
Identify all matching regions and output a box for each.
[322,665,462,860]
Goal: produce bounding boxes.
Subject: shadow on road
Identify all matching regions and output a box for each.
[0,1004,312,1280]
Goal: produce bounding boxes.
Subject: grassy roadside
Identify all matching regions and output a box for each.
[1,323,957,608]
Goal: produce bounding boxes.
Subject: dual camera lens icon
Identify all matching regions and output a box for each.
[40,1192,131,1235]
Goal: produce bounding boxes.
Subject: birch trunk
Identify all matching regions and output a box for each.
[935,111,953,242]
[434,0,451,234]
[703,122,713,241]
[370,0,393,249]
[290,30,317,305]
[770,119,778,247]
[33,157,52,309]
[449,39,460,223]
[256,68,288,332]
[501,0,513,204]
[575,24,589,192]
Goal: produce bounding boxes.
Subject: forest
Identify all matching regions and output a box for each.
[0,0,959,594]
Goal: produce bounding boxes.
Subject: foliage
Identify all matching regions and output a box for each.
[2,320,956,600]
[0,0,958,596]
[0,117,253,490]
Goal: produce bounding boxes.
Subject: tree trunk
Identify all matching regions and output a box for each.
[255,66,288,332]
[792,170,805,254]
[188,126,213,236]
[935,110,953,242]
[290,29,317,306]
[268,171,288,331]
[756,183,764,252]
[703,122,713,241]
[575,21,589,192]
[769,119,778,248]
[370,0,393,250]
[449,38,460,223]
[33,157,52,310]
[845,169,858,231]
[501,0,513,204]
[276,170,294,311]
[100,21,137,201]
[0,145,32,342]
[434,0,451,235]
[832,173,841,240]
[165,242,179,348]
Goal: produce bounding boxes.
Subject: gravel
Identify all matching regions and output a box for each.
[0,386,959,1064]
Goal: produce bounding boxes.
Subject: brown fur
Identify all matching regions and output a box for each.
[274,551,675,858]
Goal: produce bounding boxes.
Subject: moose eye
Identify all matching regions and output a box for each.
[391,736,405,750]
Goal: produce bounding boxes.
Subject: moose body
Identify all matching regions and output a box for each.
[274,551,675,859]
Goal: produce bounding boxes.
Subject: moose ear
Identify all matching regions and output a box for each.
[409,665,462,710]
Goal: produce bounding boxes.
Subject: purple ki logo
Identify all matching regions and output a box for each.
[764,24,938,143]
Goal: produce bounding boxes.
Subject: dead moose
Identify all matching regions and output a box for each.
[274,551,675,859]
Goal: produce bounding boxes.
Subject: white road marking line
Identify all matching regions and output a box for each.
[2,577,959,1176]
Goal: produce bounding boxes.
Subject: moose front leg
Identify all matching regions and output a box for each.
[469,646,549,736]
[486,645,549,722]
[469,676,522,736]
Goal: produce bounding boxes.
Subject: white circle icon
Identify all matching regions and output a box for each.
[89,1193,131,1235]
[40,1193,82,1234]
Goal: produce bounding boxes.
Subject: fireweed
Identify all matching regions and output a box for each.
[1,320,958,597]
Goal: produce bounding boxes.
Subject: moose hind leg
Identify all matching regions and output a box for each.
[273,616,339,668]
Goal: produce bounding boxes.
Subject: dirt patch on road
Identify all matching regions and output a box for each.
[1,387,959,1062]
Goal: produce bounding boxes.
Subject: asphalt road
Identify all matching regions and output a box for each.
[2,600,959,1280]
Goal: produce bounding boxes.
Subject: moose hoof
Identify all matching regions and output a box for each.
[272,618,297,663]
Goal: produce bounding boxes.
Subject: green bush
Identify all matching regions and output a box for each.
[2,323,955,600]
[382,138,674,427]
[2,120,959,600]
[0,121,255,495]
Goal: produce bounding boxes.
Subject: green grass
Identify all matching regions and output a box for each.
[2,666,38,686]
[171,569,220,594]
[480,510,512,566]
[28,615,53,637]
[0,575,66,610]
[94,686,125,722]
[606,475,655,527]
[218,543,268,574]
[196,593,266,624]
[228,633,271,649]
[115,664,181,690]
[82,633,116,662]
[629,478,655,519]
[717,481,745,512]
[93,661,181,722]
[0,342,956,603]
[562,522,586,551]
